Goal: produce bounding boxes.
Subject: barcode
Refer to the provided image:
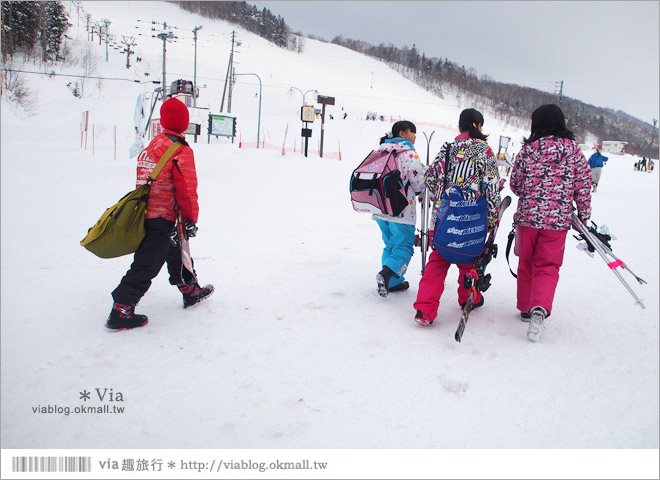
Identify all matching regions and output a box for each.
[12,456,91,473]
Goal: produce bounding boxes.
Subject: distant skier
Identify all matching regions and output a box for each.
[107,97,214,330]
[509,104,592,342]
[588,148,609,192]
[374,121,427,297]
[413,109,501,326]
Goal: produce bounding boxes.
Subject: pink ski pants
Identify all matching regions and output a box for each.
[413,251,483,322]
[515,225,568,317]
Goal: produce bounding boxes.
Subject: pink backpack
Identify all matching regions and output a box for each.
[349,150,409,216]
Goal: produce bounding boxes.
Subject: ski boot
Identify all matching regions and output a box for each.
[376,266,396,297]
[177,283,215,308]
[527,306,547,342]
[414,309,433,326]
[106,303,149,331]
[389,281,410,293]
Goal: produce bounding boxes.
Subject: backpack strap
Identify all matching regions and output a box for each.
[147,141,183,183]
[441,142,453,193]
[395,149,411,193]
[505,225,518,278]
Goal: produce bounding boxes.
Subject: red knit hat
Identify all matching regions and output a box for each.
[160,97,189,134]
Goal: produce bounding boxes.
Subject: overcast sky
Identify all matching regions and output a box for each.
[252,1,659,124]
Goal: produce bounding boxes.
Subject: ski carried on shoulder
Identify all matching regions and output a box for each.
[455,195,512,343]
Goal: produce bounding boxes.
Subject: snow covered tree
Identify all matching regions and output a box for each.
[1,1,41,59]
[1,1,69,62]
[176,1,297,51]
[43,2,70,61]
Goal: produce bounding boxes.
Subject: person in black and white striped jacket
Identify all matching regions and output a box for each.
[413,109,502,326]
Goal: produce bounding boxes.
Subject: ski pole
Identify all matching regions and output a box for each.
[600,250,647,286]
[585,222,647,286]
[571,214,645,309]
[420,131,435,274]
[420,187,430,273]
[574,217,647,286]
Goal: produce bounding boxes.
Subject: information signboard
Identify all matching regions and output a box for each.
[301,106,315,122]
[208,114,236,137]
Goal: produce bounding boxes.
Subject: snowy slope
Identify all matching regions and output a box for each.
[1,0,658,467]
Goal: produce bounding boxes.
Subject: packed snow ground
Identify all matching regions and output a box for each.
[1,0,658,474]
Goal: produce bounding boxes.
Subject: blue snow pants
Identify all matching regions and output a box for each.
[375,219,416,288]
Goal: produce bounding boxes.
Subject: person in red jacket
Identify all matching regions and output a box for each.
[107,97,214,330]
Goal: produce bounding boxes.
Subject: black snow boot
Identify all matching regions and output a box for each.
[389,281,410,293]
[376,266,396,297]
[414,309,433,326]
[177,283,215,308]
[106,303,149,331]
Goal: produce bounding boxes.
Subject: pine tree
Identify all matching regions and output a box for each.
[1,1,40,57]
[176,1,295,51]
[1,1,69,61]
[44,2,70,61]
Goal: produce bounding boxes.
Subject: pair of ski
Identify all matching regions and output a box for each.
[418,131,511,342]
[454,196,511,342]
[571,214,646,309]
[174,212,198,285]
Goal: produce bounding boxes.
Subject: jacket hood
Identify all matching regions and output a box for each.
[378,138,414,153]
[525,136,578,165]
[449,137,489,163]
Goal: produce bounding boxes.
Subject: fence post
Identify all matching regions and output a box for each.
[282,123,288,156]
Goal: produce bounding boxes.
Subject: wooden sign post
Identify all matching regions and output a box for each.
[317,95,335,158]
[81,111,89,149]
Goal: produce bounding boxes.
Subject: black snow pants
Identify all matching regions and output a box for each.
[112,218,195,305]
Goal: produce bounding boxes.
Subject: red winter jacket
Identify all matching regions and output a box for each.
[135,129,199,223]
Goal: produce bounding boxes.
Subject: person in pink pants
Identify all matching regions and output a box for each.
[515,226,567,317]
[414,250,483,325]
[414,109,501,326]
[510,104,592,342]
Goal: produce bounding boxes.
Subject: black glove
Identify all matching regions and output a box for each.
[184,220,198,239]
[588,225,612,250]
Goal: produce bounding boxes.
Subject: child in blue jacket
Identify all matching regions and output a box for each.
[588,148,608,192]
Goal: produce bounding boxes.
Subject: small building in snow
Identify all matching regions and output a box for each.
[601,141,628,155]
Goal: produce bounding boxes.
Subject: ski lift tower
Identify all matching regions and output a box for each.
[496,135,513,176]
[156,31,175,96]
[169,79,202,142]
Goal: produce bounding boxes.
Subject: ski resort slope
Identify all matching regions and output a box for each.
[1,1,658,477]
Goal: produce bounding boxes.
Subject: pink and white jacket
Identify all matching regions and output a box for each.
[372,139,427,225]
[510,136,591,231]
